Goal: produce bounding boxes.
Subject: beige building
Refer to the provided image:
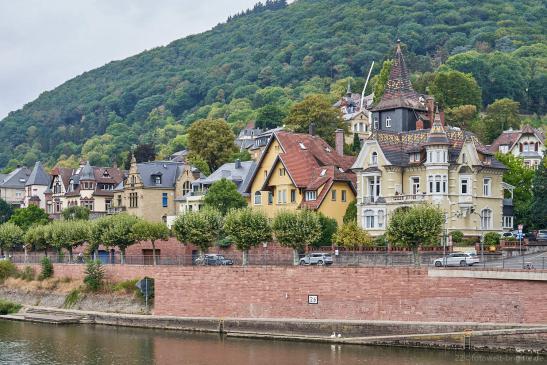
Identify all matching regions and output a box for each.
[489,125,545,169]
[0,166,31,208]
[111,157,200,223]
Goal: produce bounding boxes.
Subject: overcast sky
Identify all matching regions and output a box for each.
[0,0,261,119]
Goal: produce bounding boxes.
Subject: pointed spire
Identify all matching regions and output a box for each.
[80,161,96,181]
[383,39,415,99]
[426,115,450,146]
[25,161,49,186]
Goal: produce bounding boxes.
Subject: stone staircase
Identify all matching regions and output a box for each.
[2,306,89,324]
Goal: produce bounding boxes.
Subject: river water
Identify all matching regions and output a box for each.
[0,320,543,365]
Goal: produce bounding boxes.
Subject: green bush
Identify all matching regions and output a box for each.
[451,230,464,244]
[38,256,53,280]
[484,232,500,246]
[217,237,232,248]
[84,260,104,292]
[19,266,35,281]
[0,260,18,282]
[374,235,388,247]
[112,279,139,294]
[0,299,21,315]
[63,289,81,309]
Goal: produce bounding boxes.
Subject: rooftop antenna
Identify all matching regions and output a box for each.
[360,61,375,111]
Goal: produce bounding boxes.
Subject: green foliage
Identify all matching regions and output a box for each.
[99,214,141,263]
[444,105,478,129]
[0,260,18,282]
[84,260,104,292]
[484,232,500,247]
[229,150,252,163]
[343,200,357,223]
[333,221,373,249]
[429,70,482,109]
[0,299,21,315]
[495,153,535,226]
[0,222,24,253]
[314,213,337,247]
[112,278,140,294]
[224,208,272,264]
[173,208,223,253]
[19,266,35,281]
[372,60,393,104]
[0,198,13,223]
[133,220,170,265]
[8,205,49,231]
[187,154,211,176]
[272,210,321,251]
[204,178,247,215]
[386,205,444,249]
[451,230,464,245]
[47,220,90,260]
[62,206,90,221]
[284,94,344,146]
[481,99,521,144]
[255,104,287,130]
[63,289,81,308]
[373,235,388,247]
[38,256,53,280]
[187,119,237,171]
[529,158,547,229]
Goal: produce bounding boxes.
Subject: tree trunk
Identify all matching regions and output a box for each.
[293,249,299,265]
[242,249,249,266]
[44,247,48,257]
[120,248,126,264]
[152,241,157,266]
[68,247,73,263]
[24,245,28,264]
[413,246,420,267]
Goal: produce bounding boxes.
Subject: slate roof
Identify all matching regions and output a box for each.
[50,167,75,190]
[371,40,428,112]
[26,161,50,186]
[488,125,545,154]
[136,161,184,188]
[0,167,31,189]
[200,160,257,194]
[79,161,95,181]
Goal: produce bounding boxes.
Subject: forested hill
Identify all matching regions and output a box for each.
[1,0,545,169]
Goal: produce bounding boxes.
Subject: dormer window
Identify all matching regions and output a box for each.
[410,152,420,163]
[320,169,326,177]
[484,156,492,165]
[370,152,378,166]
[305,191,317,201]
[385,117,391,128]
[299,142,307,150]
[153,175,162,185]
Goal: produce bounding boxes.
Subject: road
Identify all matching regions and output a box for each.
[479,251,547,270]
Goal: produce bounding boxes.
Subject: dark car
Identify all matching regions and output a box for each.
[196,254,234,266]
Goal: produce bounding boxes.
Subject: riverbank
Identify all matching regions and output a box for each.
[1,305,546,355]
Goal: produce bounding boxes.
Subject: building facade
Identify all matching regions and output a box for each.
[489,125,545,169]
[0,166,31,208]
[23,161,50,209]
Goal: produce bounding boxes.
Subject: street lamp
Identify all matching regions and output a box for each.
[470,207,485,267]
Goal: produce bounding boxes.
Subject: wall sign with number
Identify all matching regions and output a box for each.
[308,295,318,304]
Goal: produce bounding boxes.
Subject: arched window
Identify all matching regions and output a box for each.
[370,152,378,166]
[254,191,262,205]
[364,210,375,229]
[481,208,492,230]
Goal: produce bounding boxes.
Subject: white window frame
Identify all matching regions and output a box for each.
[503,216,513,229]
[385,116,391,128]
[483,178,491,197]
[460,176,471,195]
[254,191,262,205]
[410,177,420,195]
[305,190,317,201]
[364,209,375,229]
[373,118,379,129]
[370,152,378,166]
[481,208,492,230]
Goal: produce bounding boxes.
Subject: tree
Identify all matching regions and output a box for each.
[224,208,272,265]
[444,105,477,129]
[229,150,252,163]
[0,223,23,256]
[272,210,321,265]
[187,119,237,171]
[173,208,223,255]
[84,260,104,292]
[333,221,372,249]
[47,220,90,262]
[88,216,111,258]
[482,99,521,144]
[351,133,361,155]
[343,200,357,223]
[124,143,156,169]
[386,205,444,265]
[100,214,140,264]
[62,206,90,221]
[204,178,247,215]
[187,154,211,176]
[0,198,13,224]
[255,104,286,129]
[429,70,482,109]
[133,220,170,265]
[24,224,51,259]
[529,158,547,229]
[372,60,393,104]
[314,213,337,247]
[495,153,535,227]
[9,205,49,231]
[284,94,344,146]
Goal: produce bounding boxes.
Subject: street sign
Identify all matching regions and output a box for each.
[308,295,318,304]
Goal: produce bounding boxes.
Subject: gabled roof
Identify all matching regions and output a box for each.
[0,167,32,189]
[201,160,256,194]
[135,161,183,188]
[488,125,545,154]
[50,167,75,189]
[371,40,428,112]
[26,161,50,186]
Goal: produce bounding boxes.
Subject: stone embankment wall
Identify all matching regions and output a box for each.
[17,264,547,324]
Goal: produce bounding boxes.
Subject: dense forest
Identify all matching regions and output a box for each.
[0,0,545,170]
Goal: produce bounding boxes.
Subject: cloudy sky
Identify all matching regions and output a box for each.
[0,0,260,119]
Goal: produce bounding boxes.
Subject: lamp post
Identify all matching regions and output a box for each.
[470,208,485,267]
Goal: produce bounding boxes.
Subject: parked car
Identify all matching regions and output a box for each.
[195,254,234,266]
[433,252,479,267]
[537,230,547,240]
[299,253,333,266]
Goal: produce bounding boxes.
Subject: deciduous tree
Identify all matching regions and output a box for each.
[272,210,321,265]
[62,206,90,221]
[100,214,141,264]
[187,119,237,171]
[255,104,286,129]
[9,205,49,231]
[0,198,13,224]
[133,220,170,265]
[333,221,372,249]
[173,208,223,256]
[0,222,23,256]
[204,178,247,215]
[482,99,521,144]
[224,208,271,265]
[372,60,393,104]
[429,70,482,109]
[529,157,547,229]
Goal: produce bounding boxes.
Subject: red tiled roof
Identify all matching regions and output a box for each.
[50,167,74,189]
[488,125,545,154]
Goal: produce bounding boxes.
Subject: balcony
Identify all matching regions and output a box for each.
[385,194,427,204]
[107,206,126,215]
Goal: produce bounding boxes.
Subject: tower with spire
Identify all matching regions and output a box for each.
[371,39,431,132]
[24,161,50,209]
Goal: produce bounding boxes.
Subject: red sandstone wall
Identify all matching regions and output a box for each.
[23,264,547,324]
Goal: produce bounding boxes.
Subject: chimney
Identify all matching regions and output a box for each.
[416,119,424,130]
[309,123,316,136]
[440,110,445,128]
[235,159,241,169]
[426,97,434,126]
[335,129,344,156]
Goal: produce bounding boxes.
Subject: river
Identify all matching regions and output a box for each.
[0,320,543,365]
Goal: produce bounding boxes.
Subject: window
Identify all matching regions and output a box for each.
[410,152,420,163]
[182,181,191,195]
[105,199,112,211]
[264,170,267,179]
[117,195,122,207]
[254,191,262,205]
[460,177,470,195]
[331,190,337,201]
[162,193,168,208]
[411,177,420,195]
[370,152,378,166]
[279,168,286,176]
[462,153,467,163]
[130,176,136,188]
[499,145,508,153]
[268,191,273,205]
[277,189,287,204]
[341,190,347,202]
[54,183,62,194]
[153,175,162,185]
[373,118,379,129]
[483,178,491,196]
[429,175,447,194]
[82,200,94,211]
[305,191,317,201]
[503,216,513,229]
[129,192,138,208]
[481,208,492,230]
[385,116,391,128]
[290,189,296,203]
[523,143,530,152]
[364,210,375,228]
[377,210,384,228]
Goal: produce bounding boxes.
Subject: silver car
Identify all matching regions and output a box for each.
[433,252,479,267]
[299,253,333,266]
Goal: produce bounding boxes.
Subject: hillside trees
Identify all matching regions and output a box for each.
[481,99,521,144]
[429,70,482,109]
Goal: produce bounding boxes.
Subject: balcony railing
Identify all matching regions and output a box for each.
[385,194,427,203]
[107,206,126,214]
